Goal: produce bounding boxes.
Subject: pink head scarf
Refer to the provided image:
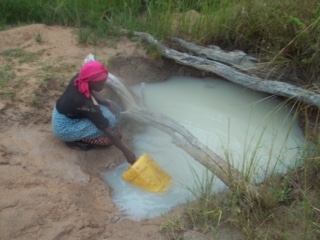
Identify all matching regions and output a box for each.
[74,61,109,98]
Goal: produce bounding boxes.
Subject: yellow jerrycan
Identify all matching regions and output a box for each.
[122,153,172,192]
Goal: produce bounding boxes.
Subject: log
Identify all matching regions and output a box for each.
[127,30,320,109]
[171,37,257,71]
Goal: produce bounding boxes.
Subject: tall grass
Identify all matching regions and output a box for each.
[161,105,320,240]
[158,101,320,239]
[161,140,320,239]
[0,0,318,83]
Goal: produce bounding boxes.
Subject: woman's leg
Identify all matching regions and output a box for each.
[80,126,122,146]
[52,103,122,149]
[64,141,93,151]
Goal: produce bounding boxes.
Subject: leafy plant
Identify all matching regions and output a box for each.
[35,31,42,43]
[77,27,92,44]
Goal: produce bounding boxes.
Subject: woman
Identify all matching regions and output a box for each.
[52,60,136,165]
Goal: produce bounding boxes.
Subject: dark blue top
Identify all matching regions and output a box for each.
[56,74,109,130]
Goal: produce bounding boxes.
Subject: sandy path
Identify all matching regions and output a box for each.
[0,24,175,240]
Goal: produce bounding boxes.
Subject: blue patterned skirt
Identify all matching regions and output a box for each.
[52,104,121,142]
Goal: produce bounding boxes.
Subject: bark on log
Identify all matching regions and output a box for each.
[171,37,257,71]
[127,30,320,109]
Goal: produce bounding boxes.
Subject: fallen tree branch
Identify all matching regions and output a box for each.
[171,37,257,71]
[126,30,320,109]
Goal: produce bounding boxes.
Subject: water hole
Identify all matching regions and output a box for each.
[104,76,306,220]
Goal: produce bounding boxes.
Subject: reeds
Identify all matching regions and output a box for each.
[160,103,320,239]
[1,0,318,83]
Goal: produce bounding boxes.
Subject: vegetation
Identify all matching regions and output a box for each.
[159,149,320,239]
[0,0,319,239]
[0,49,38,98]
[0,0,319,83]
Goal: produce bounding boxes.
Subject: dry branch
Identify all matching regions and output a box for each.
[171,37,257,71]
[128,30,320,109]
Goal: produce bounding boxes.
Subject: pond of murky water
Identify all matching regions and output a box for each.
[104,76,305,220]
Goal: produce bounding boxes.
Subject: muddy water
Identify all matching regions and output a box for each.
[104,76,306,220]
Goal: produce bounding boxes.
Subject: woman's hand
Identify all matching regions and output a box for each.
[103,121,135,164]
[91,92,113,109]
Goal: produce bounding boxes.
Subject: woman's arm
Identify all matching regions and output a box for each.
[91,91,119,116]
[91,93,134,163]
[103,127,136,165]
[91,91,110,106]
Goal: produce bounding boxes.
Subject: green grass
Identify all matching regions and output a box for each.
[0,55,79,106]
[36,59,77,92]
[0,0,318,83]
[35,31,42,43]
[0,48,44,64]
[160,159,320,239]
[77,27,93,45]
[0,64,16,99]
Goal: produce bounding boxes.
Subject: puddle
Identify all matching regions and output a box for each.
[104,76,306,220]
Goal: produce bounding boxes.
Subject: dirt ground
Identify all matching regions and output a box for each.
[0,24,196,240]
